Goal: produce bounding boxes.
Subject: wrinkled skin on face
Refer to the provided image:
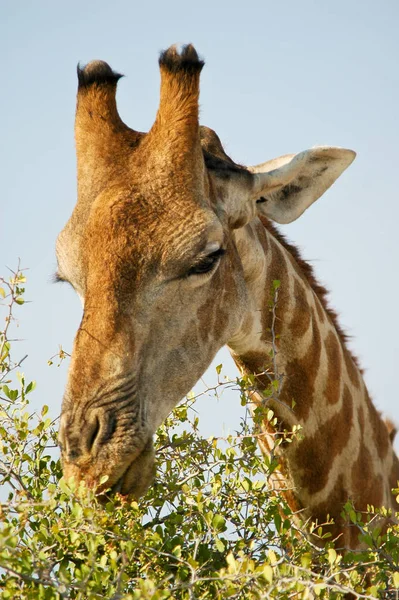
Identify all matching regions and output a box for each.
[57,45,355,497]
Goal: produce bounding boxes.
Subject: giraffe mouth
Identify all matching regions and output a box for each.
[109,476,124,495]
[99,437,155,500]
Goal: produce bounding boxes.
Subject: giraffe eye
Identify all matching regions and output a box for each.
[187,248,226,276]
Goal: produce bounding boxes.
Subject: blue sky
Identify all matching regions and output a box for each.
[1,0,399,448]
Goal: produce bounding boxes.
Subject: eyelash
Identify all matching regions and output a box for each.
[187,248,226,277]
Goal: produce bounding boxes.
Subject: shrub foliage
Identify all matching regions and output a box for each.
[0,267,398,599]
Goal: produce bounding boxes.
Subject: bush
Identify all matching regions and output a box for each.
[1,266,399,599]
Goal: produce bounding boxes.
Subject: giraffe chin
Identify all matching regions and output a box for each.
[99,438,156,501]
[62,439,155,502]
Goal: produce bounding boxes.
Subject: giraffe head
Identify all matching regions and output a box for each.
[57,45,355,497]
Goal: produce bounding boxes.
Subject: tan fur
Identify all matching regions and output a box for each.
[57,45,399,549]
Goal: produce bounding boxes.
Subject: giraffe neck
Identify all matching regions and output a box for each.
[228,217,399,546]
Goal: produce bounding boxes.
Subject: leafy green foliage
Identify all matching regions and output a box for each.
[0,266,398,598]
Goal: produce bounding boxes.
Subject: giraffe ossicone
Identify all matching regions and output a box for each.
[56,44,399,549]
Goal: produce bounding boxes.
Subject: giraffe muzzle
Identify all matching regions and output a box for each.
[100,437,155,500]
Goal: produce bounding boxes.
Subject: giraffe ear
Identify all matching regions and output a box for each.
[249,146,356,224]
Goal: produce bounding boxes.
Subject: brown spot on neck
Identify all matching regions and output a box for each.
[311,474,352,547]
[283,321,322,422]
[351,445,383,509]
[288,279,312,338]
[295,384,353,495]
[364,392,390,461]
[233,352,274,391]
[324,331,342,404]
[259,236,289,341]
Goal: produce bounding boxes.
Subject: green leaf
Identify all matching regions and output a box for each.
[226,553,237,572]
[268,550,277,564]
[1,384,10,398]
[25,381,36,394]
[215,537,225,552]
[301,552,312,569]
[263,564,273,583]
[314,583,326,596]
[212,514,226,532]
[59,478,72,494]
[70,531,79,544]
[327,548,337,565]
[349,509,357,523]
[2,385,18,401]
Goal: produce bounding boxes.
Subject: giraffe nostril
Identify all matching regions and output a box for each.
[68,449,81,461]
[87,416,101,452]
[86,413,117,453]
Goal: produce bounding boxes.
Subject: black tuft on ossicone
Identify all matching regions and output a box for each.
[77,60,123,88]
[159,44,204,75]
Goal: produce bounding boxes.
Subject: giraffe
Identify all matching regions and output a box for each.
[56,44,399,548]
